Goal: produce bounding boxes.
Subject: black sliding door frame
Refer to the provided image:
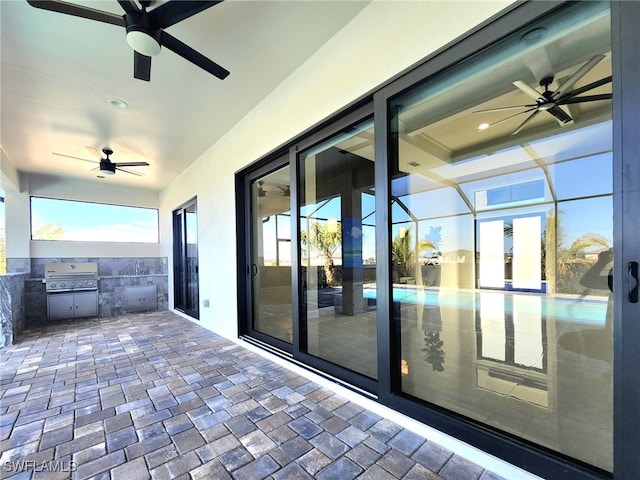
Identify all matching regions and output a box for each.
[238,155,295,355]
[373,1,635,479]
[290,103,377,395]
[173,197,199,319]
[612,1,640,478]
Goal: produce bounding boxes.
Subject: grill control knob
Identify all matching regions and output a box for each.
[51,283,56,288]
[60,283,66,288]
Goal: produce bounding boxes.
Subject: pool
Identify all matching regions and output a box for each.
[363,286,608,326]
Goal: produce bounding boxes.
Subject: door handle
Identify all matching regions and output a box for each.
[251,264,258,277]
[629,261,639,303]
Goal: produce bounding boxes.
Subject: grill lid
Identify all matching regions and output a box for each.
[45,262,98,277]
[45,262,98,292]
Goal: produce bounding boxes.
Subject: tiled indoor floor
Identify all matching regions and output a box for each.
[1,311,507,480]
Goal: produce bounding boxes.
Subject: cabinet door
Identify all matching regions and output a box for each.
[140,286,157,311]
[47,294,74,321]
[126,287,143,312]
[126,286,157,312]
[74,292,98,318]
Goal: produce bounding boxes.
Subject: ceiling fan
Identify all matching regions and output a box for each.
[474,54,612,135]
[26,0,230,81]
[55,147,150,177]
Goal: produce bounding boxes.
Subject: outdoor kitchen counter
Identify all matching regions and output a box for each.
[24,274,169,324]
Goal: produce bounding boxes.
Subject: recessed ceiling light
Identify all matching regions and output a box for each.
[107,98,128,109]
[478,123,490,131]
[520,27,548,46]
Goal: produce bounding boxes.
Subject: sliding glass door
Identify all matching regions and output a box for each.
[247,163,294,347]
[173,198,199,319]
[389,1,614,471]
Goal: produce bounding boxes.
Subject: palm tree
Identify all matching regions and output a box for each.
[391,226,436,282]
[423,330,445,372]
[505,210,610,294]
[301,221,342,285]
[544,209,610,294]
[33,223,65,240]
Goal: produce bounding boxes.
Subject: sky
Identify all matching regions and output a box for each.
[30,197,158,243]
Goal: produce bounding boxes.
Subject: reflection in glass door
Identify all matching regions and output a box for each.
[298,118,377,379]
[249,165,293,345]
[390,2,613,471]
[173,198,199,319]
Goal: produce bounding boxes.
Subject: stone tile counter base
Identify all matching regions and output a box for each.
[10,257,168,325]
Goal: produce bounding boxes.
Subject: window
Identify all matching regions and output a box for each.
[30,197,158,243]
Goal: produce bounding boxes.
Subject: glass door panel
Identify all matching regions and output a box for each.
[390,2,613,470]
[298,118,377,379]
[185,203,199,317]
[173,198,199,319]
[250,165,293,344]
[173,209,185,311]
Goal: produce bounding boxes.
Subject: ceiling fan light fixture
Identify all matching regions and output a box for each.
[126,29,161,57]
[99,159,116,175]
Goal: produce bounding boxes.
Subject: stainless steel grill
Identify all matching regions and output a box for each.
[45,262,98,292]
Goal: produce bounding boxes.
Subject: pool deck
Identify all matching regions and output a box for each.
[0,311,537,480]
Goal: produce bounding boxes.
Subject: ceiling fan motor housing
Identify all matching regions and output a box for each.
[99,159,116,175]
[125,12,161,56]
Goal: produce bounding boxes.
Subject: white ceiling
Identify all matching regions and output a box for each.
[1,0,369,191]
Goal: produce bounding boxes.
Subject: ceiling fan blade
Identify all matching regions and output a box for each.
[53,152,98,164]
[26,0,125,27]
[473,104,536,113]
[546,105,573,124]
[85,146,103,159]
[160,31,230,79]
[150,0,223,29]
[477,107,537,131]
[512,110,541,135]
[554,54,605,98]
[113,162,150,167]
[558,76,612,100]
[115,166,143,176]
[559,94,613,105]
[513,80,543,102]
[134,51,152,81]
[116,0,140,14]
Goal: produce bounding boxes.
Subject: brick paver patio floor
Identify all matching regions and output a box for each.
[1,311,506,480]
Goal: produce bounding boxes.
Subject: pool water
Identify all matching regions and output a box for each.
[363,286,608,326]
